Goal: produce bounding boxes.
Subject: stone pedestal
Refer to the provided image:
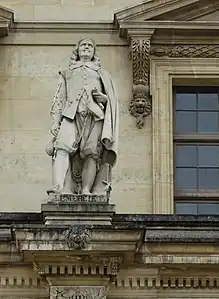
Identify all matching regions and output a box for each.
[41,194,115,226]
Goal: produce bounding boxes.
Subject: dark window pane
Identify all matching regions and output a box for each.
[198,111,218,132]
[175,111,197,132]
[198,93,219,110]
[176,168,197,189]
[175,202,219,215]
[198,145,219,167]
[198,168,219,189]
[198,203,219,215]
[175,203,198,215]
[176,93,196,110]
[175,145,197,167]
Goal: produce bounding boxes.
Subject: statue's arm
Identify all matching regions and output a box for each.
[50,72,67,136]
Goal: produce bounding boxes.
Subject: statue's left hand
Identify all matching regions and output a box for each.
[92,88,108,104]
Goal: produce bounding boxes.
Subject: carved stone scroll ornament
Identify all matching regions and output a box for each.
[130,38,152,129]
[50,286,106,299]
[64,224,90,249]
[151,44,219,58]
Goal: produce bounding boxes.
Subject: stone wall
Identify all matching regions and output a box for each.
[0,26,152,213]
[0,0,139,22]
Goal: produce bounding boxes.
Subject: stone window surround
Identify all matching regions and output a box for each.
[150,57,219,214]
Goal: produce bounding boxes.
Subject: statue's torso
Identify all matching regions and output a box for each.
[62,64,103,120]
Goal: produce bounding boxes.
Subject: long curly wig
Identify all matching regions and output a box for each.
[69,37,101,70]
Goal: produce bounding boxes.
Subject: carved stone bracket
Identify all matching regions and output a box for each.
[128,29,155,128]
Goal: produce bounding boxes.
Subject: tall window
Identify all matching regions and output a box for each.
[174,87,219,215]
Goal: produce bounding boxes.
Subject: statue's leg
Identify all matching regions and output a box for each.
[52,149,70,193]
[92,162,111,195]
[62,164,75,194]
[81,156,97,195]
[80,116,104,195]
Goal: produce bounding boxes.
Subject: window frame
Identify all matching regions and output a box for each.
[173,86,219,202]
[150,57,219,213]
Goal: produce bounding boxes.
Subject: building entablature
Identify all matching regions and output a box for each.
[1,213,219,270]
[0,213,219,299]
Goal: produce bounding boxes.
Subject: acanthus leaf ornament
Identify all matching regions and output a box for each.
[129,37,152,128]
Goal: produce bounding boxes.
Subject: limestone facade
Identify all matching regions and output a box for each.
[1,0,219,298]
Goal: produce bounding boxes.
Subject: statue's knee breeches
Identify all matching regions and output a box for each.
[55,149,69,157]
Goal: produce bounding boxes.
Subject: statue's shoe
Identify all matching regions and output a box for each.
[46,185,62,195]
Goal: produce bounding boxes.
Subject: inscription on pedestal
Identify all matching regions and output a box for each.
[48,193,109,204]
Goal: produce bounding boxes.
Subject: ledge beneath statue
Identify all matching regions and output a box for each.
[41,193,115,226]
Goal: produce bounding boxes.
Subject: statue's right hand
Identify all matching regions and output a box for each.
[51,122,60,137]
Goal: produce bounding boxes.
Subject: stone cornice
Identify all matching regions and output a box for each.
[119,20,219,31]
[11,20,219,31]
[0,5,13,37]
[0,20,218,46]
[139,255,219,266]
[0,213,42,224]
[9,20,219,36]
[2,213,219,227]
[112,214,219,227]
[11,21,115,33]
[1,21,125,46]
[0,6,13,22]
[158,0,219,21]
[1,1,219,42]
[114,0,201,22]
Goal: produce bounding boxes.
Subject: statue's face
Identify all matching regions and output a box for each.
[78,38,95,61]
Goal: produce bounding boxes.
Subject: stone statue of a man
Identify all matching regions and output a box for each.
[46,37,119,196]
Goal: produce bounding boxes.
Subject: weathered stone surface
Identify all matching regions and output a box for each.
[112,214,219,228]
[2,0,139,22]
[2,213,219,228]
[0,213,41,224]
[0,227,12,241]
[50,286,106,299]
[145,229,219,243]
[42,200,115,225]
[42,202,115,213]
